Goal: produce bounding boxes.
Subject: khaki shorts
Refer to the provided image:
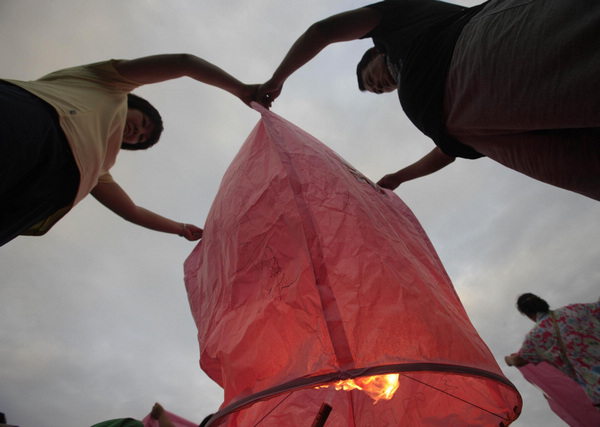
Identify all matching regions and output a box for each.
[444,0,600,200]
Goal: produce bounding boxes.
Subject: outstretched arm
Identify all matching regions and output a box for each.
[113,54,257,106]
[377,147,455,190]
[256,7,382,107]
[505,353,529,367]
[91,180,203,240]
[150,403,176,427]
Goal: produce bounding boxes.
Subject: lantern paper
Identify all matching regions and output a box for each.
[518,363,600,427]
[184,103,522,426]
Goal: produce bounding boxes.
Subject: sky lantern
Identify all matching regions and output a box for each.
[184,104,522,426]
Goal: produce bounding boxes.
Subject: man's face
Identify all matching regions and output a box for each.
[361,55,397,94]
[123,108,154,144]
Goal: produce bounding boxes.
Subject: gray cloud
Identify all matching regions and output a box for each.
[1,1,597,426]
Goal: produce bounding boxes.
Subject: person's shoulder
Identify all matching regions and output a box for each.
[36,60,115,82]
[564,301,598,309]
[45,60,140,90]
[525,320,547,336]
[560,301,599,316]
[532,313,553,329]
[579,300,600,311]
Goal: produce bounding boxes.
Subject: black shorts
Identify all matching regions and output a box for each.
[0,81,80,246]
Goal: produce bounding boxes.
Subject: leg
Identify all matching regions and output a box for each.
[444,0,600,199]
[446,0,600,131]
[462,129,600,201]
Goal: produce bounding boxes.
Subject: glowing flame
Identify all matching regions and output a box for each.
[316,374,400,404]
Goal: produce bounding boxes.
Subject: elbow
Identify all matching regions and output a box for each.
[434,147,455,166]
[114,204,143,224]
[441,150,456,166]
[305,20,334,45]
[307,20,326,36]
[173,53,195,67]
[167,53,197,76]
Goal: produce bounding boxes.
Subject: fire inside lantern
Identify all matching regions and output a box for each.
[316,374,400,403]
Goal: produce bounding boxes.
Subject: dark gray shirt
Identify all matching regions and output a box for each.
[363,0,487,159]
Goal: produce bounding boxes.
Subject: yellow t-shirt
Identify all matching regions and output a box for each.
[5,60,142,206]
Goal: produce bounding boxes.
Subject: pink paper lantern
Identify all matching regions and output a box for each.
[184,104,522,426]
[519,362,600,427]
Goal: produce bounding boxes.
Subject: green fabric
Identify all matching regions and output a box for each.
[90,418,143,427]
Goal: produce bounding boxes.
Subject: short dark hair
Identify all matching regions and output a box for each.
[356,47,380,91]
[121,93,164,151]
[516,293,550,317]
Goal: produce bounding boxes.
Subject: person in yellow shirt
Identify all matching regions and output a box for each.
[0,54,257,246]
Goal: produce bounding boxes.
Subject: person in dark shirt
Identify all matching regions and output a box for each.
[257,0,600,201]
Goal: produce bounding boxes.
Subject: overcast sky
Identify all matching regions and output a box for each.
[1,1,599,426]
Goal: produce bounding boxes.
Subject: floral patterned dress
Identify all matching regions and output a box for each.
[518,301,600,405]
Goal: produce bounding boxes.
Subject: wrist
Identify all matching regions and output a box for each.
[179,223,187,237]
[269,72,286,88]
[229,80,245,98]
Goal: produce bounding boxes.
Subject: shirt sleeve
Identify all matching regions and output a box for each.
[97,172,115,184]
[517,330,544,364]
[84,60,143,92]
[37,60,142,94]
[590,301,600,320]
[579,300,600,322]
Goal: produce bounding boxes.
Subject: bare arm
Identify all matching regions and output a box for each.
[91,180,202,241]
[377,147,455,190]
[113,54,257,106]
[150,403,176,427]
[505,354,529,367]
[256,7,382,107]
